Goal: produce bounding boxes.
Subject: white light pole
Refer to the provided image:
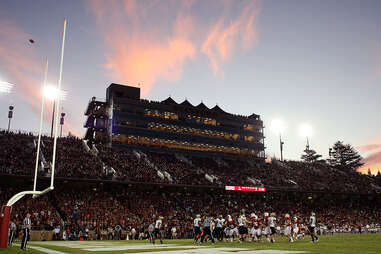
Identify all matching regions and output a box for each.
[271,119,285,161]
[300,123,313,150]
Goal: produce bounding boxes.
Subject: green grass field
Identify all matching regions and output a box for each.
[1,234,381,254]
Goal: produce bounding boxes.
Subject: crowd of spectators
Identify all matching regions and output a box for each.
[3,184,380,240]
[146,152,209,185]
[0,131,35,175]
[1,131,381,194]
[42,137,105,179]
[97,146,163,183]
[0,187,61,232]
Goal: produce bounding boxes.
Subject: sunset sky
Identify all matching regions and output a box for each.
[0,0,380,174]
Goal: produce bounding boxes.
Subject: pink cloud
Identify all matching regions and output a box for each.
[358,143,381,174]
[0,20,42,113]
[89,0,197,95]
[357,143,381,152]
[201,1,260,75]
[88,0,261,93]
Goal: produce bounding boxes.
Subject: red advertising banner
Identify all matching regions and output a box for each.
[225,186,266,192]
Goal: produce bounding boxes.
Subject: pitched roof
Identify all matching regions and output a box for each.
[248,113,260,119]
[211,104,227,114]
[196,102,209,111]
[180,99,193,107]
[161,96,177,105]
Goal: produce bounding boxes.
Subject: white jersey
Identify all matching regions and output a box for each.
[310,216,316,227]
[216,218,225,228]
[194,218,201,227]
[155,219,162,229]
[238,217,246,226]
[9,222,16,231]
[211,220,215,230]
[268,216,276,227]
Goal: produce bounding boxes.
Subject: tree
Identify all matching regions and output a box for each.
[301,148,322,163]
[368,168,372,176]
[328,141,363,172]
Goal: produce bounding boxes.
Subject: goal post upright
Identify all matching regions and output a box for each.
[0,19,67,249]
[33,58,48,197]
[50,18,67,189]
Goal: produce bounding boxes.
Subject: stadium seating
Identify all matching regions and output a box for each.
[1,131,380,194]
[2,184,380,239]
[1,131,381,240]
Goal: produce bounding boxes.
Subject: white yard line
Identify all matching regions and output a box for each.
[21,242,309,254]
[28,245,68,254]
[125,247,307,254]
[124,249,308,254]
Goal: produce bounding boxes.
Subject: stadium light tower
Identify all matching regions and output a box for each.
[7,105,14,132]
[0,81,15,132]
[300,123,313,150]
[0,81,14,94]
[271,119,285,161]
[60,112,65,137]
[43,86,67,137]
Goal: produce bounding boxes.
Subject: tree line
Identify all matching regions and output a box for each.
[300,141,365,173]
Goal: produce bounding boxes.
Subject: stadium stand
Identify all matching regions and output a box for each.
[1,183,380,240]
[1,83,380,241]
[1,131,380,193]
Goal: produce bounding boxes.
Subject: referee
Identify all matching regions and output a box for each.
[21,213,31,251]
[200,215,215,245]
[8,220,16,247]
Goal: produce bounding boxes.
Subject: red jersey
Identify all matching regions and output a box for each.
[253,219,260,229]
[226,220,236,229]
[247,217,255,226]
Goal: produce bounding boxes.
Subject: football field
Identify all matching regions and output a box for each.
[2,234,381,254]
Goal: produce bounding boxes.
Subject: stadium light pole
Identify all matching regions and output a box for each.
[60,112,65,137]
[271,119,285,161]
[300,123,313,150]
[7,105,14,132]
[43,86,67,134]
[0,81,15,132]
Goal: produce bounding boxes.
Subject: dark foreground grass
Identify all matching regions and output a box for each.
[1,234,380,254]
